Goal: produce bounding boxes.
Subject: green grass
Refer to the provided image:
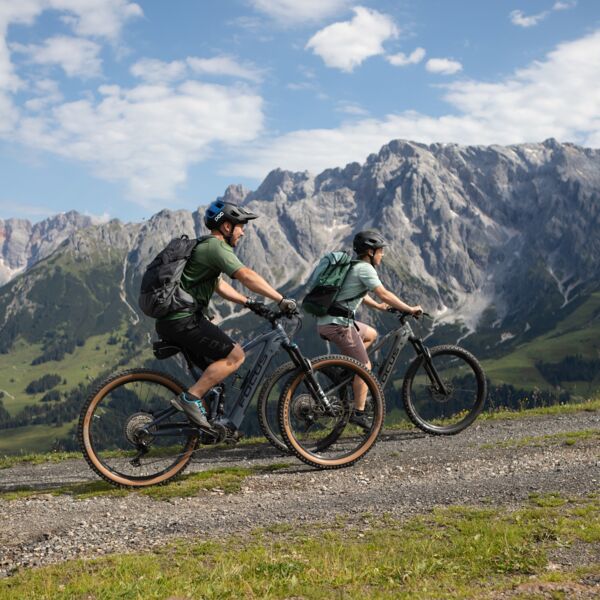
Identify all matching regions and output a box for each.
[384,396,600,434]
[0,432,273,469]
[0,329,133,416]
[0,463,291,502]
[482,429,600,450]
[480,292,600,393]
[1,494,598,599]
[479,396,600,421]
[0,421,76,455]
[0,450,82,470]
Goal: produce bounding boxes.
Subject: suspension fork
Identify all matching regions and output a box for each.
[284,342,334,412]
[410,337,449,394]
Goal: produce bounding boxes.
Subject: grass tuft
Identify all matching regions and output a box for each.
[0,463,290,502]
[0,495,598,599]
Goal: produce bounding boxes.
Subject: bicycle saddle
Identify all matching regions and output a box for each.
[152,340,181,360]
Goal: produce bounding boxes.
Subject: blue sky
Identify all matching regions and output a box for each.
[0,0,598,223]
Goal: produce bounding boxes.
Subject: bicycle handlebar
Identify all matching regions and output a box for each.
[386,307,432,321]
[247,304,301,326]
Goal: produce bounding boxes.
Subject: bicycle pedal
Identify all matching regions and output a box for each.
[226,429,244,444]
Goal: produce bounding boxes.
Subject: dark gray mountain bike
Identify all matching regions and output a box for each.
[79,307,385,487]
[259,309,487,453]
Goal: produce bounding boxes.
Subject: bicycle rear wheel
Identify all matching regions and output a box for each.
[79,369,198,487]
[256,361,298,453]
[279,355,385,469]
[402,345,486,435]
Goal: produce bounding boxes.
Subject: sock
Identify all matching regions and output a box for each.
[182,391,204,408]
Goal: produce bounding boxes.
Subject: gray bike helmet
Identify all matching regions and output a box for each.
[204,200,258,230]
[353,230,388,256]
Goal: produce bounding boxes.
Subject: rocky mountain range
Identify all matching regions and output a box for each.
[2,138,599,338]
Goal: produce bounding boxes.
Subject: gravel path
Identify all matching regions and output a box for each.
[1,411,599,578]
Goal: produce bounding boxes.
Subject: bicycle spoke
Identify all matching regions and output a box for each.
[279,355,385,469]
[403,346,486,435]
[80,370,197,486]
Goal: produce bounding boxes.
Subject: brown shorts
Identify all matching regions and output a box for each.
[317,321,370,365]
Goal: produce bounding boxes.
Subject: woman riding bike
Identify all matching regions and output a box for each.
[315,230,422,428]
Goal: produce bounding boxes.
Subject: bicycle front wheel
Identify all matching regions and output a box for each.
[256,361,298,453]
[79,369,198,487]
[279,355,385,469]
[402,345,486,435]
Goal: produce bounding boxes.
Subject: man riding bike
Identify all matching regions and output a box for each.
[316,230,422,428]
[155,200,297,431]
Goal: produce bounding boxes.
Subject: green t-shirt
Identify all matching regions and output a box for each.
[316,261,382,327]
[161,236,244,321]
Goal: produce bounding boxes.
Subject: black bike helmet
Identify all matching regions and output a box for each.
[204,200,258,230]
[353,230,388,256]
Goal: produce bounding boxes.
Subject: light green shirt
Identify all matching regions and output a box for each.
[161,236,244,321]
[316,261,382,327]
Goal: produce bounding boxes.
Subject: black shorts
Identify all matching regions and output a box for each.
[155,314,235,370]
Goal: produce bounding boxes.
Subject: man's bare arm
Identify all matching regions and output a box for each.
[215,278,248,305]
[232,267,283,303]
[372,286,422,314]
[363,294,387,310]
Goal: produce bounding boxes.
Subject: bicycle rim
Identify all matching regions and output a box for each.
[403,346,486,435]
[279,355,385,469]
[79,369,198,487]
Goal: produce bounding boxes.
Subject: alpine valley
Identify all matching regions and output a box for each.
[1,138,599,453]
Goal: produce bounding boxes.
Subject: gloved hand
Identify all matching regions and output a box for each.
[278,297,298,314]
[245,298,271,317]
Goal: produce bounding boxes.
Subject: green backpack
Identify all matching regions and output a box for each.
[302,251,364,317]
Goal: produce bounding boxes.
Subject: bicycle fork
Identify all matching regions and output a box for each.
[285,342,335,414]
[411,338,449,395]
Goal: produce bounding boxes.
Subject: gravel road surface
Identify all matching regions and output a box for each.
[1,410,599,579]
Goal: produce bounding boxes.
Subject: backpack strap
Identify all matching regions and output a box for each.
[326,260,367,319]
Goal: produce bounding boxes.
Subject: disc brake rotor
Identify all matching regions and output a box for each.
[428,381,454,403]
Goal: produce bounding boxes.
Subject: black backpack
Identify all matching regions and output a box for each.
[302,251,364,318]
[138,234,211,319]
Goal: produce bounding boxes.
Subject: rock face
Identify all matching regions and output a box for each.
[2,139,599,340]
[226,139,600,334]
[0,211,95,285]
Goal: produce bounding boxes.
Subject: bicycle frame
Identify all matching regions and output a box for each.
[370,315,448,394]
[144,319,308,439]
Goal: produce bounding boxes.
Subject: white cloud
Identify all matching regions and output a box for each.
[130,56,263,83]
[130,56,264,84]
[426,58,463,75]
[52,0,142,39]
[0,0,142,136]
[336,101,369,116]
[509,9,549,28]
[306,6,398,72]
[17,81,264,205]
[187,56,264,83]
[225,29,600,178]
[287,81,318,92]
[386,47,426,67]
[510,1,576,28]
[0,1,268,206]
[553,1,577,10]
[130,58,187,83]
[24,78,63,111]
[249,0,351,25]
[12,36,102,78]
[86,210,112,224]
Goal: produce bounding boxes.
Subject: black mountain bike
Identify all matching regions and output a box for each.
[259,309,487,452]
[79,308,385,487]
